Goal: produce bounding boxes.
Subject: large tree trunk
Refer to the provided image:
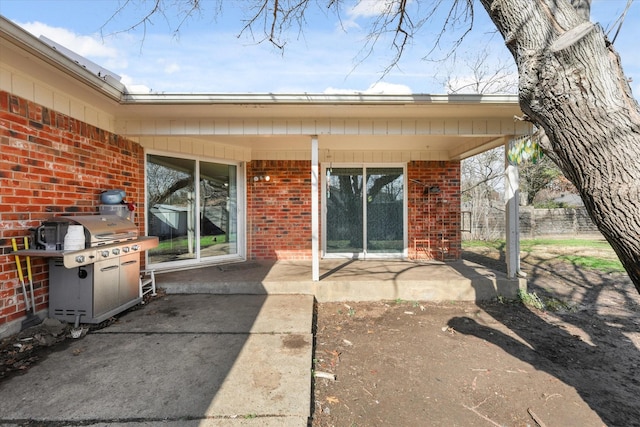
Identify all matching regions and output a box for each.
[479,0,640,292]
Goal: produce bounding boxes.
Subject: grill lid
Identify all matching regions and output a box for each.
[66,215,138,245]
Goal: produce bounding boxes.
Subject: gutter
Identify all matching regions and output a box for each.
[122,92,520,106]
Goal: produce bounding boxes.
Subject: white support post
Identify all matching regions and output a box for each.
[504,153,521,279]
[311,135,320,281]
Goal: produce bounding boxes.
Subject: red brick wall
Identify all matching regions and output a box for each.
[408,161,461,259]
[246,160,462,261]
[0,91,145,329]
[247,160,313,260]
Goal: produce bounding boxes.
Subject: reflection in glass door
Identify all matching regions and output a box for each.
[199,161,237,258]
[325,166,404,257]
[146,154,239,267]
[326,168,363,254]
[366,167,404,254]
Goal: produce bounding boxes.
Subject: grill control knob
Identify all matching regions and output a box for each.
[122,246,130,253]
[112,248,120,255]
[131,245,140,251]
[101,250,110,258]
[75,255,85,264]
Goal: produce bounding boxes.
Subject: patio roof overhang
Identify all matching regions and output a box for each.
[115,93,530,160]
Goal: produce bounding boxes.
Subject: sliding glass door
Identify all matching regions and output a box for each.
[325,166,405,258]
[146,154,240,267]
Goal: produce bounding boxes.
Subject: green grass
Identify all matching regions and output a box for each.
[152,234,229,253]
[559,255,625,273]
[463,237,625,274]
[518,238,612,251]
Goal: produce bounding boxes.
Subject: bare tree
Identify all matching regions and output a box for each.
[107,0,640,293]
[461,147,504,240]
[439,47,518,95]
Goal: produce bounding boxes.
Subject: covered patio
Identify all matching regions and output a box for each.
[156,258,525,302]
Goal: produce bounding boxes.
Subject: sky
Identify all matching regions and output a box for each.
[1,0,638,96]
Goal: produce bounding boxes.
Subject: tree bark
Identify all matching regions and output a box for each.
[479,0,640,292]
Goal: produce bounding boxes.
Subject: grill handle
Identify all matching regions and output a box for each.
[100,265,119,272]
[94,232,138,241]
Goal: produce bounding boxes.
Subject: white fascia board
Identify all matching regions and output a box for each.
[123,92,519,106]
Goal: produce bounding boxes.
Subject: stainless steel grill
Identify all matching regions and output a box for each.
[48,215,158,324]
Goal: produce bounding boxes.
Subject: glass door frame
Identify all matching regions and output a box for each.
[321,163,408,259]
[144,150,246,271]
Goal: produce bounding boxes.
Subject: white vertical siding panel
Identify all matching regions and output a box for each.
[34,84,53,109]
[300,120,317,134]
[372,121,386,135]
[359,120,374,134]
[0,67,11,92]
[444,120,458,134]
[431,120,444,135]
[272,120,288,134]
[458,120,472,135]
[52,93,70,116]
[84,106,99,127]
[154,120,171,134]
[11,74,33,100]
[69,99,84,122]
[330,119,345,134]
[344,120,359,134]
[415,119,429,135]
[387,120,402,135]
[242,119,258,134]
[258,119,273,134]
[184,119,200,134]
[401,120,416,135]
[485,119,501,134]
[170,120,185,135]
[199,119,214,134]
[472,120,488,135]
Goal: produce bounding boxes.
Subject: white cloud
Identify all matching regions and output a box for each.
[19,21,119,60]
[164,63,181,74]
[324,81,412,94]
[348,0,398,19]
[120,75,151,93]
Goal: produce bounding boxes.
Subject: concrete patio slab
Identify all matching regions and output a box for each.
[158,259,525,302]
[0,294,313,426]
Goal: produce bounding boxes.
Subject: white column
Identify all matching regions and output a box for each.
[311,135,320,281]
[504,153,521,279]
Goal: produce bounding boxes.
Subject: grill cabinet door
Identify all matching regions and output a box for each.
[119,253,140,304]
[93,258,120,317]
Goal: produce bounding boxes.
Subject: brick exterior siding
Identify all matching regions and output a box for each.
[247,160,462,261]
[408,160,462,259]
[0,91,145,328]
[247,160,313,260]
[0,91,463,329]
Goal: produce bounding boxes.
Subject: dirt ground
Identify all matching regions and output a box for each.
[311,246,640,427]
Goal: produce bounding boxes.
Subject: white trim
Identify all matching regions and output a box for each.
[311,136,320,281]
[321,163,407,259]
[143,149,246,272]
